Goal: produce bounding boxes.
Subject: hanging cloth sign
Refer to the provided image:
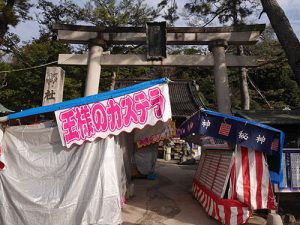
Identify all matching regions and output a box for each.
[55,83,172,148]
[134,120,176,148]
[180,109,284,155]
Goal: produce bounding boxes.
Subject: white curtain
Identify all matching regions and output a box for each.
[0,122,124,225]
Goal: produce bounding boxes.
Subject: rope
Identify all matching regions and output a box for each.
[0,61,58,74]
[247,74,273,109]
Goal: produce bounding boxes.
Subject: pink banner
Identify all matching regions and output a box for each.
[55,83,171,148]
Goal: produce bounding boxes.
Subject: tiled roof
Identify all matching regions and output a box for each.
[234,109,300,125]
[114,79,205,118]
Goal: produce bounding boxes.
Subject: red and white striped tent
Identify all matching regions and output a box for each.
[180,109,284,225]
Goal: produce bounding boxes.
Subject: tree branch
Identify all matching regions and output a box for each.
[0,73,7,90]
[258,10,265,19]
[257,56,287,67]
[198,6,229,27]
[247,74,273,109]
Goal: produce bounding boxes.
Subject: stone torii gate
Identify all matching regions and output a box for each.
[53,23,265,114]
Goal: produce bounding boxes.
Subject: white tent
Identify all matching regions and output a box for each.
[0,123,125,225]
[0,103,14,114]
[0,78,171,225]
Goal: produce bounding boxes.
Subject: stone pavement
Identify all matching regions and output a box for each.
[122,160,267,225]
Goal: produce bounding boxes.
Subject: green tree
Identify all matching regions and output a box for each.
[184,0,261,110]
[82,0,161,90]
[83,0,159,27]
[260,0,300,86]
[33,0,88,100]
[157,0,179,26]
[0,0,93,111]
[0,39,72,110]
[183,0,259,26]
[0,0,32,51]
[0,61,11,89]
[247,27,300,109]
[36,0,84,39]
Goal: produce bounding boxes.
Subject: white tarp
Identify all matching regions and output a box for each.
[0,122,124,225]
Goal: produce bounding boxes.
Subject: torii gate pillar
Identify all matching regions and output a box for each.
[210,40,231,114]
[85,39,106,96]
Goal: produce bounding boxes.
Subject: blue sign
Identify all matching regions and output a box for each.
[179,109,285,184]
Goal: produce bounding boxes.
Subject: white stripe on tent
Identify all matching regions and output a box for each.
[230,207,238,225]
[198,189,202,200]
[248,149,257,209]
[214,202,219,220]
[200,189,205,203]
[208,198,214,215]
[243,207,250,223]
[203,194,208,210]
[261,155,270,208]
[218,205,225,224]
[206,196,211,212]
[235,149,244,203]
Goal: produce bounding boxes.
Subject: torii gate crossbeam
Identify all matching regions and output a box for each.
[53,23,265,114]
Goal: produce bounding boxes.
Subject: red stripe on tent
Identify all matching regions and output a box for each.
[267,181,276,209]
[231,159,237,200]
[193,179,252,225]
[237,205,244,225]
[241,147,251,206]
[202,191,207,205]
[204,194,208,211]
[195,187,199,199]
[231,147,276,211]
[200,189,205,203]
[193,179,247,207]
[255,151,263,209]
[224,206,231,225]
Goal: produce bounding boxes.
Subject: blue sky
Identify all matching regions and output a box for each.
[10,0,300,42]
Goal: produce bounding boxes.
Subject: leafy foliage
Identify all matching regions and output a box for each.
[0,0,299,113]
[157,0,180,26]
[0,0,32,36]
[83,0,159,26]
[238,27,300,109]
[184,0,260,26]
[260,0,300,86]
[0,39,74,110]
[0,0,32,52]
[36,0,85,39]
[249,59,300,110]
